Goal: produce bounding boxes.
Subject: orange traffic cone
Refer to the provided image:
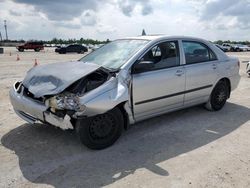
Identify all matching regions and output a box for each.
[34,59,38,66]
[16,54,20,61]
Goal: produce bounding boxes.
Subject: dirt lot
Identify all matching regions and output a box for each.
[0,47,249,188]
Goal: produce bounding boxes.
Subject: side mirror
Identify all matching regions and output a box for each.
[133,61,154,74]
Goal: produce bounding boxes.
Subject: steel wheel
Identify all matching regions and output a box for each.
[76,108,123,150]
[89,113,116,141]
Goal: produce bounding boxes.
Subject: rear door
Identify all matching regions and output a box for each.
[67,45,74,52]
[132,40,185,121]
[26,42,32,49]
[182,40,219,105]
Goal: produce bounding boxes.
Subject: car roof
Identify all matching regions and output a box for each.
[123,35,209,42]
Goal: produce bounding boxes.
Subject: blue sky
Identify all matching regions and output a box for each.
[0,0,249,41]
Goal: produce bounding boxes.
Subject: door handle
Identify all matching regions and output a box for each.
[212,63,217,69]
[175,69,184,76]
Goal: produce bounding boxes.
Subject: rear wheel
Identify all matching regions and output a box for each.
[76,107,123,150]
[18,48,24,52]
[34,48,40,52]
[205,81,229,111]
[59,50,66,54]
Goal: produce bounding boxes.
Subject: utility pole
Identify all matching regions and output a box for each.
[4,20,8,41]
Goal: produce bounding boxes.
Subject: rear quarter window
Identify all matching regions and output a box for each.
[183,41,217,64]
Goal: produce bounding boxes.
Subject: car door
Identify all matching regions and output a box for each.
[67,45,74,52]
[72,45,79,52]
[26,42,32,49]
[132,40,185,121]
[182,40,219,106]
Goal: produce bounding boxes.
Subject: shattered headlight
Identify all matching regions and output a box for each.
[45,93,85,112]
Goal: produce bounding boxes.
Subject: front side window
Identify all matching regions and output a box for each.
[138,41,180,71]
[79,39,149,70]
[183,41,217,64]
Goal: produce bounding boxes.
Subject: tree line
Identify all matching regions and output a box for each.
[1,38,250,45]
[1,38,110,45]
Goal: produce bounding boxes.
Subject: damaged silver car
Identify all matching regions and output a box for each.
[10,36,240,149]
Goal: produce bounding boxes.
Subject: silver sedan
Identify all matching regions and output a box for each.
[9,36,240,149]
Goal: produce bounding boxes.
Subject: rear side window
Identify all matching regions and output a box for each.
[183,41,217,64]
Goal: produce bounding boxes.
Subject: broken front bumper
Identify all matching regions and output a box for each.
[9,82,73,129]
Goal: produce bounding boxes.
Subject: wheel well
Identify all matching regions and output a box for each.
[71,102,130,130]
[218,78,231,98]
[116,102,129,130]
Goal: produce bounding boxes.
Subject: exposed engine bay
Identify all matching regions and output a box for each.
[65,70,110,95]
[44,69,111,121]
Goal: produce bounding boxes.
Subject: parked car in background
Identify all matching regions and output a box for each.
[215,44,228,52]
[247,61,250,76]
[55,44,88,54]
[222,43,250,52]
[10,36,240,149]
[222,43,233,51]
[234,44,250,52]
[245,45,250,51]
[16,41,44,52]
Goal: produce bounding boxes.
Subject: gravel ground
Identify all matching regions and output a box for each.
[0,47,249,188]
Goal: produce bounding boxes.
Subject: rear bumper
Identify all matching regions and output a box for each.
[9,82,73,129]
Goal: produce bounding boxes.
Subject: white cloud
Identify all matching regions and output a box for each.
[0,0,249,41]
[80,10,97,26]
[97,24,117,34]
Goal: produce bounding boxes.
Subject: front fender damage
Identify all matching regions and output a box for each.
[77,69,133,121]
[45,69,134,129]
[80,70,129,116]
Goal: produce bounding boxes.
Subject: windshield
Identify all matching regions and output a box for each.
[79,39,149,69]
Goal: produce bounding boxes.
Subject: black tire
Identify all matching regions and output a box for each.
[205,81,229,111]
[34,48,40,52]
[75,107,124,150]
[18,48,24,52]
[59,51,66,54]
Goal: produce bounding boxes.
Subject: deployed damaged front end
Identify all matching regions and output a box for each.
[9,60,129,130]
[9,39,149,149]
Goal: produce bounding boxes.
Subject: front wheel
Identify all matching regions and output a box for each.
[75,108,124,150]
[205,81,229,111]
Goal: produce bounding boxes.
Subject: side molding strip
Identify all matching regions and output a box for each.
[135,85,213,105]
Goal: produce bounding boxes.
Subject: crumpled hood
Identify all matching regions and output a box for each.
[22,61,101,98]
